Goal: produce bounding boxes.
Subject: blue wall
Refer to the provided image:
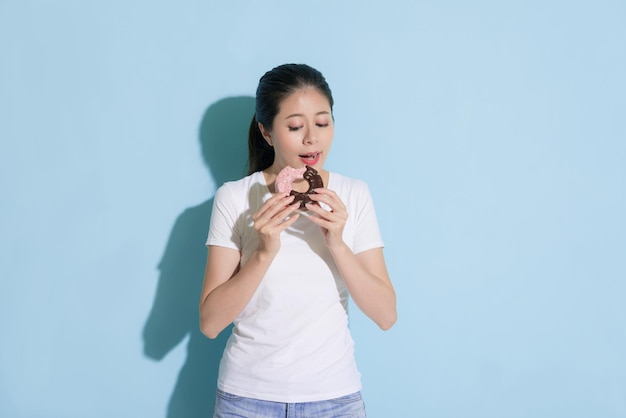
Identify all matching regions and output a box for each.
[1,1,625,417]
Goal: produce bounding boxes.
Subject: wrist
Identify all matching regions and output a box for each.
[327,240,350,256]
[255,246,278,264]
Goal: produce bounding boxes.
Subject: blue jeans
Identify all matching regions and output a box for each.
[213,389,367,418]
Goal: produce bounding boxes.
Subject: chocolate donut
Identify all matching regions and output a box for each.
[275,165,324,209]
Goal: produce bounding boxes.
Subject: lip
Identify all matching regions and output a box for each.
[299,152,321,166]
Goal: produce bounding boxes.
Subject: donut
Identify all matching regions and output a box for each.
[275,165,324,209]
[275,166,306,194]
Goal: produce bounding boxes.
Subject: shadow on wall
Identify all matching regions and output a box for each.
[142,96,255,418]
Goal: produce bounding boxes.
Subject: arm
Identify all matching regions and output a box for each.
[306,189,397,330]
[199,193,300,339]
[330,245,396,330]
[199,245,273,339]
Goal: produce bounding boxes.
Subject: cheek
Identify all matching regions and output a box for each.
[274,133,300,150]
[323,127,335,141]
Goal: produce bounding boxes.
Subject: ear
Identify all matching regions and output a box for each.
[258,122,273,146]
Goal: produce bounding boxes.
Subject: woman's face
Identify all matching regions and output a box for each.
[260,87,334,173]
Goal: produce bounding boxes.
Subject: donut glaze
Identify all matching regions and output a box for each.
[275,165,324,209]
[275,166,306,194]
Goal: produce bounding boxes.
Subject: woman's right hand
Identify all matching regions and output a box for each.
[200,194,299,339]
[252,193,300,255]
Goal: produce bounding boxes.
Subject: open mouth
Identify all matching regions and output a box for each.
[299,152,320,164]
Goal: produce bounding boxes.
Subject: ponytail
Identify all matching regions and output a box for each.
[247,114,274,174]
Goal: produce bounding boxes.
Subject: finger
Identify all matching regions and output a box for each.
[259,201,301,231]
[307,196,347,219]
[275,202,302,225]
[260,192,292,211]
[304,203,346,226]
[279,209,300,228]
[303,201,331,217]
[254,199,297,236]
[311,188,340,200]
[309,190,346,212]
[303,210,337,231]
[253,194,295,221]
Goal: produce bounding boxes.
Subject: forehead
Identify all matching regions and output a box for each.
[277,87,331,114]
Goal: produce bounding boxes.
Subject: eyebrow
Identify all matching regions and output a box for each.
[285,111,331,119]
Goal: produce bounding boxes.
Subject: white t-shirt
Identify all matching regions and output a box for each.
[206,170,384,402]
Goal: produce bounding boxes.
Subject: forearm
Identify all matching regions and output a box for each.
[329,244,397,330]
[199,250,274,339]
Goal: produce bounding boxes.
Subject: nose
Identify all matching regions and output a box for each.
[303,124,317,144]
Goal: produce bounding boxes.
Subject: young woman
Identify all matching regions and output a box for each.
[200,63,397,417]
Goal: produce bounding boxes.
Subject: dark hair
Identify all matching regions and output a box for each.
[248,64,334,174]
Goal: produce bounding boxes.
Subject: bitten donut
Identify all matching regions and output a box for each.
[275,165,324,209]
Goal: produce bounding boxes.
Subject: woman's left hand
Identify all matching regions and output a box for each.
[307,188,397,331]
[305,188,348,249]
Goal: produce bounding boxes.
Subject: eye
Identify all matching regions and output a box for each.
[288,126,303,131]
[316,122,329,128]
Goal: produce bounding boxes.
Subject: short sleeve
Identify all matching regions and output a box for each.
[206,184,241,250]
[351,182,384,254]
